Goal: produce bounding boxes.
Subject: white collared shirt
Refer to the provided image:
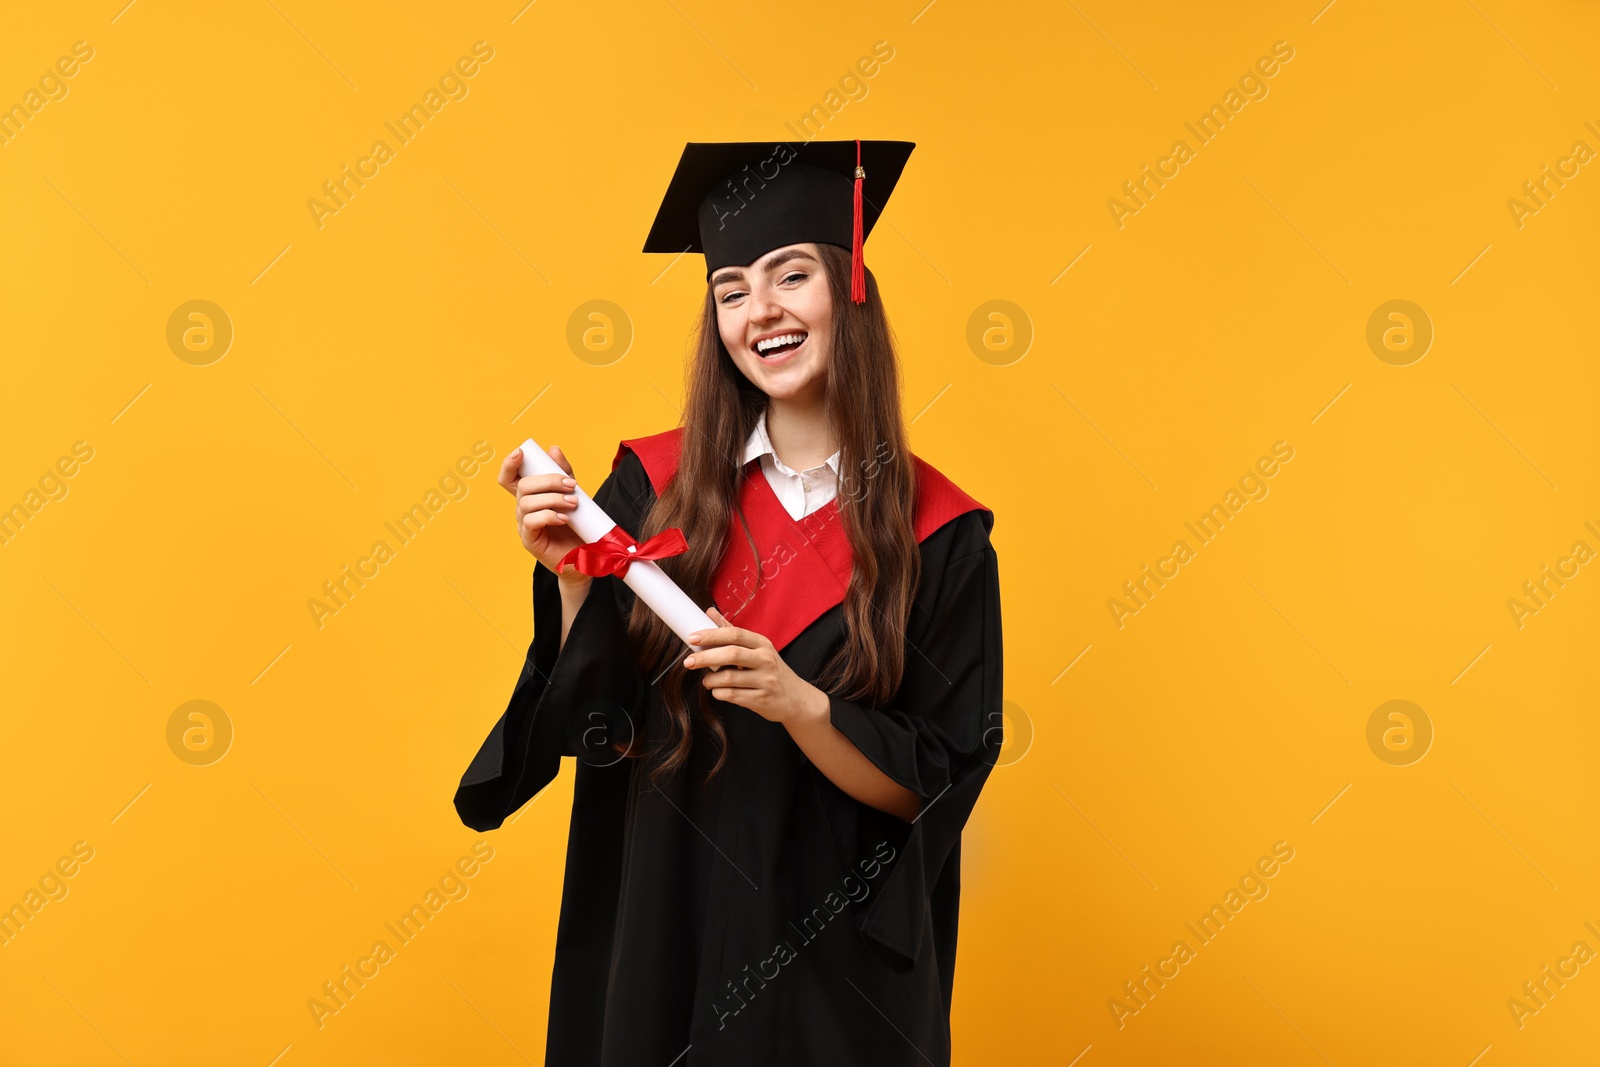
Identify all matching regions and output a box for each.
[742,409,842,521]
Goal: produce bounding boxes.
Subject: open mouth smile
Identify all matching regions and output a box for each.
[752,332,808,361]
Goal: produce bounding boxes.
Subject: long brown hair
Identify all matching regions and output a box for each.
[623,242,921,784]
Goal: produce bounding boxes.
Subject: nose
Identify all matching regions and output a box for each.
[748,282,782,325]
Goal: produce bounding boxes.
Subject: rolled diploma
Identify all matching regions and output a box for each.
[520,438,715,644]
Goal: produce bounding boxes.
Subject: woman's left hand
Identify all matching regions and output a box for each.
[683,606,825,726]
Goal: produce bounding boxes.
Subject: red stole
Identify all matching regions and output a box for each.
[611,427,989,653]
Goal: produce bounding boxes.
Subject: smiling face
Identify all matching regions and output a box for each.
[711,243,834,405]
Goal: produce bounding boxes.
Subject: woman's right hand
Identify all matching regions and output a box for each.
[499,445,588,582]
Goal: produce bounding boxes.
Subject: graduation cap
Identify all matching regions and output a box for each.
[643,139,915,303]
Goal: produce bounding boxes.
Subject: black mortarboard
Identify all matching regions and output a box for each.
[642,139,915,303]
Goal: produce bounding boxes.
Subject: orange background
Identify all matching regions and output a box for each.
[2,1,1597,1064]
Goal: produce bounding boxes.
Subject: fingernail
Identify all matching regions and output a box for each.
[563,494,577,503]
[688,633,702,644]
[562,477,576,487]
[684,656,696,668]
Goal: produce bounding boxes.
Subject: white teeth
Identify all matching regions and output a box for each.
[755,332,806,354]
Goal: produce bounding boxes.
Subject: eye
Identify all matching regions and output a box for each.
[780,271,807,285]
[718,290,746,305]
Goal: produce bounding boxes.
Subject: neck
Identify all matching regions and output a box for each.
[765,394,835,471]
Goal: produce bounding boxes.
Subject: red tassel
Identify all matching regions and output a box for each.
[850,138,866,304]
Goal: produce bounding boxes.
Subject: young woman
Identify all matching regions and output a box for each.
[455,140,1003,1066]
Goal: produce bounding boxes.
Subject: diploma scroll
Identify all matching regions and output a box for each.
[519,438,716,645]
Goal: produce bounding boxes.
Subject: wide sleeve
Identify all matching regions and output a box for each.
[452,449,653,832]
[820,509,1002,972]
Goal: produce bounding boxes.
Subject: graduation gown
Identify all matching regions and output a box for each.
[454,427,1002,1066]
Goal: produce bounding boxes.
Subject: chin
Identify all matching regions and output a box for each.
[746,361,824,398]
[755,381,814,401]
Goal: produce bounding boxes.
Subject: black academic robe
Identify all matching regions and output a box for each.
[454,427,1002,1067]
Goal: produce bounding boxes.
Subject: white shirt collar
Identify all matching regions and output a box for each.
[742,409,842,476]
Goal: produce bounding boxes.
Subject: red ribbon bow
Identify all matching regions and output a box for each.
[557,524,689,579]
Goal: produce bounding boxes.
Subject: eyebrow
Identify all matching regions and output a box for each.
[710,248,816,289]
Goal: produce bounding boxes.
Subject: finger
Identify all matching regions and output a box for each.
[698,607,763,649]
[517,490,579,514]
[688,617,754,645]
[550,444,574,477]
[703,667,758,688]
[684,645,757,670]
[517,472,575,494]
[522,509,571,529]
[687,625,739,648]
[498,449,524,495]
